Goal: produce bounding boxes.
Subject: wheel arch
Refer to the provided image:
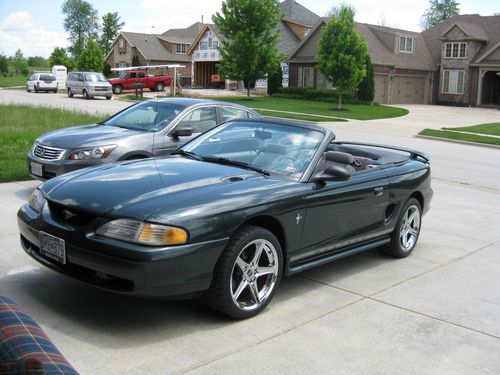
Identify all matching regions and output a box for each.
[234,215,287,260]
[118,151,153,161]
[409,191,424,211]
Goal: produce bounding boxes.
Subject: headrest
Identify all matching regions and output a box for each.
[263,143,287,154]
[325,151,353,164]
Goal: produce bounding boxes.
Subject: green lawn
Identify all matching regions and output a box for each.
[419,129,500,146]
[443,122,500,136]
[212,96,409,121]
[0,75,28,87]
[0,105,102,182]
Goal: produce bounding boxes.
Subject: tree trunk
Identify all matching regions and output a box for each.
[247,85,250,99]
[338,91,342,110]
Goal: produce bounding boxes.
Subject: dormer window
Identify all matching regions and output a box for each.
[176,44,188,54]
[399,36,413,53]
[118,39,124,48]
[445,42,466,58]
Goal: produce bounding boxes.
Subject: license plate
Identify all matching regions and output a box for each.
[31,162,43,176]
[40,231,66,264]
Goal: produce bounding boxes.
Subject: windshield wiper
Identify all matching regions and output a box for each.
[202,156,270,177]
[171,149,204,161]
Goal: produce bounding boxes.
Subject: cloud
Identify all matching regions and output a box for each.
[0,28,68,57]
[1,11,34,30]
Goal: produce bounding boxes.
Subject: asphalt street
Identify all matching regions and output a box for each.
[1,90,500,374]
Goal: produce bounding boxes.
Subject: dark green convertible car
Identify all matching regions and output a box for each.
[18,118,432,319]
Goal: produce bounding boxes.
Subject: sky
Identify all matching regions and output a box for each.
[0,0,498,57]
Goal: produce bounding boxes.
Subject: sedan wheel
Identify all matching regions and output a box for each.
[382,198,421,258]
[207,225,282,319]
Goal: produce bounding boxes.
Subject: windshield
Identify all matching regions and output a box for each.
[84,73,107,82]
[104,101,187,132]
[182,121,324,180]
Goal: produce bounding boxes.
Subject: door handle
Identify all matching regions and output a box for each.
[374,186,385,196]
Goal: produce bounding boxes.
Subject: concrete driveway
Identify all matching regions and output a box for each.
[1,96,500,374]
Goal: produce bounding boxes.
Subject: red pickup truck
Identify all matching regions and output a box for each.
[108,70,172,94]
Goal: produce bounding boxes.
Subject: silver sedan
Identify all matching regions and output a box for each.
[27,98,261,180]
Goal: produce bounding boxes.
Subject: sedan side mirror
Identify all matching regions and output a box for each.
[312,165,351,182]
[170,128,193,138]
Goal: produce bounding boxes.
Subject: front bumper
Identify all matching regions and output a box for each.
[17,203,228,297]
[87,87,112,97]
[27,152,111,180]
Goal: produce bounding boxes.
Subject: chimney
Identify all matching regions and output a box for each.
[202,15,204,24]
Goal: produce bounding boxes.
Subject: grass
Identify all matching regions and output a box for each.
[211,96,409,121]
[419,129,500,146]
[257,110,347,122]
[0,105,102,182]
[0,75,28,87]
[443,122,500,136]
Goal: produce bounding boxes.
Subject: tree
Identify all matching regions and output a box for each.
[132,54,141,67]
[49,47,75,70]
[213,0,283,98]
[423,0,459,29]
[12,49,28,75]
[357,55,374,103]
[27,56,48,67]
[62,0,99,59]
[267,64,283,95]
[317,6,368,110]
[0,53,8,74]
[100,12,125,55]
[78,38,104,71]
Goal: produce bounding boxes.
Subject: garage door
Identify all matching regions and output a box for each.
[374,75,388,104]
[393,76,426,104]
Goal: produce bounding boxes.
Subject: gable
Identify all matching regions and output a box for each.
[369,26,396,52]
[442,25,468,41]
[478,43,500,63]
[191,28,221,61]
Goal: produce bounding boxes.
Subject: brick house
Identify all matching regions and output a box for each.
[105,22,204,83]
[287,14,500,106]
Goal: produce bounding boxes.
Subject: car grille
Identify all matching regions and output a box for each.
[47,200,97,228]
[34,143,66,160]
[94,86,110,91]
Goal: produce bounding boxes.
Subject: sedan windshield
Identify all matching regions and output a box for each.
[84,73,107,82]
[104,101,187,132]
[182,121,324,180]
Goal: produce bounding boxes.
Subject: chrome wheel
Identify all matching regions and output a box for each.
[230,239,279,311]
[399,204,420,251]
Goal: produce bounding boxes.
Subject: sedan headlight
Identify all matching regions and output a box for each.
[67,145,117,160]
[96,219,188,246]
[29,189,45,213]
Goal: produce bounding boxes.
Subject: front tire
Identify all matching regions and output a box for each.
[382,198,422,258]
[155,82,164,91]
[206,225,283,319]
[82,89,90,100]
[67,88,73,98]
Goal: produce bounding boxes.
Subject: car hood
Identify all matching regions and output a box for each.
[40,157,301,221]
[37,124,145,148]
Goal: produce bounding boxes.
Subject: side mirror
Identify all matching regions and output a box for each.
[312,165,351,182]
[170,128,193,138]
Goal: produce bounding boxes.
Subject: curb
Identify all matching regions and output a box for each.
[415,134,500,149]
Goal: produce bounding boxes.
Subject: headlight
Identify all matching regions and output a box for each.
[96,219,188,246]
[29,189,45,213]
[67,145,117,160]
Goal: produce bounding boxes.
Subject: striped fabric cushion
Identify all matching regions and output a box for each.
[0,295,78,374]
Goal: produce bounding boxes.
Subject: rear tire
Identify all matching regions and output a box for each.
[381,198,422,258]
[155,82,164,91]
[67,88,74,98]
[206,225,283,319]
[26,86,31,92]
[113,85,123,94]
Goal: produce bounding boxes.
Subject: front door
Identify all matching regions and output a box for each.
[296,169,390,262]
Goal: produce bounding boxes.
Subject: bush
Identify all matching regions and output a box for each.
[267,65,282,95]
[273,87,375,105]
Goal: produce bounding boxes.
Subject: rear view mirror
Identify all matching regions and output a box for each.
[312,165,351,182]
[171,128,193,138]
[255,130,272,140]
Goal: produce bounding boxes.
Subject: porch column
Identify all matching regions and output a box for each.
[477,69,485,106]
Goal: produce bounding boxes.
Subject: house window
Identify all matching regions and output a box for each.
[176,44,187,54]
[399,36,413,53]
[118,39,124,48]
[445,42,466,58]
[208,38,213,48]
[118,62,127,68]
[298,67,314,88]
[213,41,219,49]
[199,42,208,50]
[442,70,465,94]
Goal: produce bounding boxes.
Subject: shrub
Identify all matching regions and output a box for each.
[357,55,374,102]
[267,65,283,95]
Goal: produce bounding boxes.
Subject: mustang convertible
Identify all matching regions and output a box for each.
[18,119,432,319]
